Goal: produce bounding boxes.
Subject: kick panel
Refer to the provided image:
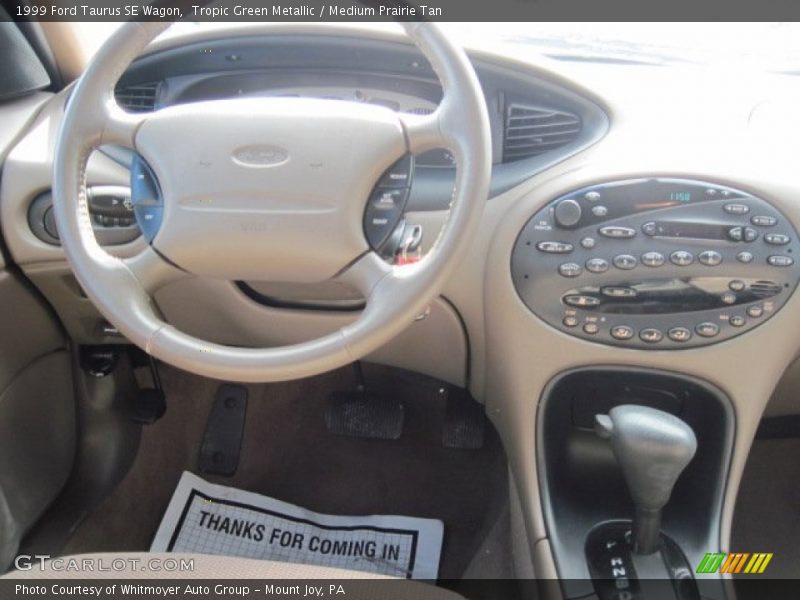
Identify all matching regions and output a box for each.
[511,178,800,348]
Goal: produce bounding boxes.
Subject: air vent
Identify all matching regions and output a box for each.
[114,82,160,112]
[503,103,582,162]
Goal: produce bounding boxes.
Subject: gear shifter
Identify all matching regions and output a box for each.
[595,405,697,555]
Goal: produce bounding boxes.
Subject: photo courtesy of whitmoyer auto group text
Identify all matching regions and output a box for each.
[2,0,800,599]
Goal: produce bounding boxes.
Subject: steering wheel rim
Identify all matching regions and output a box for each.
[53,22,492,383]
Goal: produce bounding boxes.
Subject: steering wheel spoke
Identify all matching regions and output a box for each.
[336,251,394,299]
[400,109,447,155]
[122,246,189,295]
[101,99,147,148]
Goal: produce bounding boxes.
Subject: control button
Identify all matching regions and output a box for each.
[613,254,637,270]
[559,262,583,277]
[668,327,692,342]
[670,250,695,266]
[599,226,637,239]
[377,155,413,188]
[747,305,764,318]
[730,315,746,327]
[729,280,746,292]
[364,191,405,248]
[768,255,794,267]
[581,237,596,249]
[584,191,601,202]
[611,325,635,340]
[563,295,600,308]
[364,189,407,248]
[602,286,637,298]
[705,188,718,196]
[724,203,750,215]
[721,292,737,305]
[698,250,723,266]
[586,258,610,274]
[554,199,582,228]
[364,188,404,248]
[642,251,666,267]
[43,207,58,239]
[583,322,599,335]
[536,241,574,254]
[592,205,608,217]
[133,205,163,242]
[370,188,405,211]
[562,315,579,328]
[90,192,133,214]
[737,251,754,263]
[639,328,663,343]
[728,226,743,242]
[751,215,777,227]
[642,221,657,236]
[696,322,720,338]
[765,233,791,245]
[743,227,759,242]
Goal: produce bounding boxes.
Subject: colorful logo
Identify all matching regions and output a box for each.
[696,552,773,574]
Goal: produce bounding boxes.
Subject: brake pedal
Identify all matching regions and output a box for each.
[325,363,405,440]
[442,386,486,450]
[199,384,248,476]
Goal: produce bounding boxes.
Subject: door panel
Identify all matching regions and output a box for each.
[0,89,74,569]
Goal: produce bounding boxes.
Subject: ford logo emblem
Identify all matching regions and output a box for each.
[232,145,290,168]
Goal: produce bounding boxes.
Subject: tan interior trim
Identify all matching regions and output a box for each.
[38,23,87,84]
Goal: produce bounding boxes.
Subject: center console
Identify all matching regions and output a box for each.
[512,178,800,348]
[538,368,734,600]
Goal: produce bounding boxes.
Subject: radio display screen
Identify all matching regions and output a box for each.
[647,221,730,241]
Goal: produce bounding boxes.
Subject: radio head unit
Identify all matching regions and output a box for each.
[511,178,800,349]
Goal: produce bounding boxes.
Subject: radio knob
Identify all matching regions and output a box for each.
[554,199,582,228]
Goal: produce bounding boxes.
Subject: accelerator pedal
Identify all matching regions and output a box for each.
[199,384,248,476]
[442,386,486,450]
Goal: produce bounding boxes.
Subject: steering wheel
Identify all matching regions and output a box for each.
[53,23,491,382]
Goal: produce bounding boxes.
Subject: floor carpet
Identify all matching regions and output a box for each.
[60,364,508,580]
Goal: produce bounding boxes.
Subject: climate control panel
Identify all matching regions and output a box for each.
[511,178,800,348]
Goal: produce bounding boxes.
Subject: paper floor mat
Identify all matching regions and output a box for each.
[151,472,443,579]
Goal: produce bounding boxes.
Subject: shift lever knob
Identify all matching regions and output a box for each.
[595,405,697,555]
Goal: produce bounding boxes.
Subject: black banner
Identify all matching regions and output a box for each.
[4,579,800,599]
[4,0,800,22]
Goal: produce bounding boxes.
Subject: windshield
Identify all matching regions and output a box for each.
[74,22,800,72]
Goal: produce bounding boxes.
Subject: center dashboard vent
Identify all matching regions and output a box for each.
[503,103,582,162]
[114,82,160,112]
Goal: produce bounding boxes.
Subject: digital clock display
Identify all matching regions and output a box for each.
[670,192,692,203]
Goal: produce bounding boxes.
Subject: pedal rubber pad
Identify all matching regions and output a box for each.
[199,384,248,476]
[442,387,486,450]
[325,391,405,440]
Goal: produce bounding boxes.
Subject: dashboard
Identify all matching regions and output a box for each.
[112,33,607,213]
